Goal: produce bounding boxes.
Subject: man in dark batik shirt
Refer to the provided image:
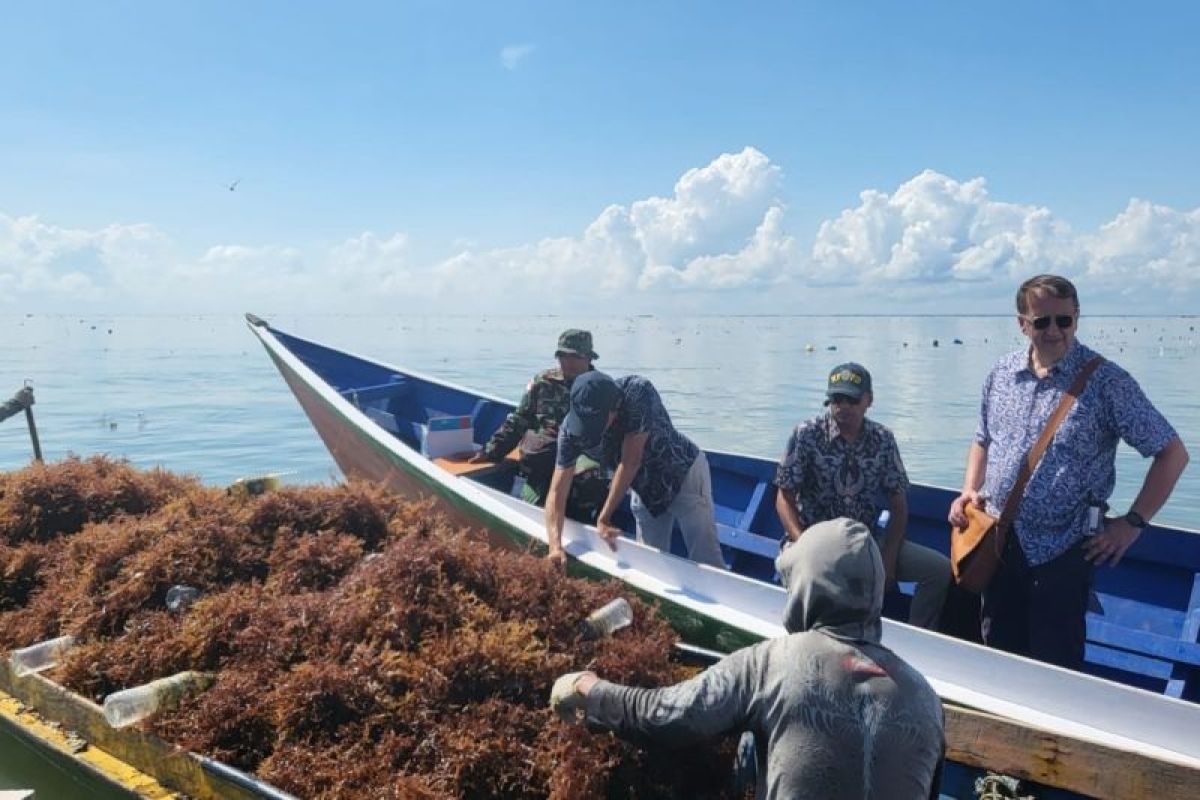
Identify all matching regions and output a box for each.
[544,371,724,569]
[775,363,950,629]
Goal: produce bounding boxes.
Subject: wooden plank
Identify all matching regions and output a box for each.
[1086,642,1174,680]
[736,480,769,530]
[1087,618,1200,667]
[1,691,174,799]
[1091,592,1184,638]
[716,523,780,559]
[433,449,519,477]
[0,663,268,800]
[945,704,1200,799]
[338,378,407,405]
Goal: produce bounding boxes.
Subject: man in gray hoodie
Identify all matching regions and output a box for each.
[550,517,945,799]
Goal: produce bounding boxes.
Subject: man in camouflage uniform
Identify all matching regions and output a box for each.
[471,330,610,522]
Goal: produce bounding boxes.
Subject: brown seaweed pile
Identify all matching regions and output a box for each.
[0,458,738,799]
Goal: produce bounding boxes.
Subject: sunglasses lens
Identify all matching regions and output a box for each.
[1029,314,1074,330]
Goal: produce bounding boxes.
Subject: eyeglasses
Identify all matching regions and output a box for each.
[1025,314,1075,331]
[826,394,862,406]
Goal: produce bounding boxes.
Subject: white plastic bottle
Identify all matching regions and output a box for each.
[581,598,633,640]
[9,635,76,677]
[102,671,215,728]
[165,585,201,612]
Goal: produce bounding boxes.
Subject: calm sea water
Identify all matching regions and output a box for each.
[2,313,1198,529]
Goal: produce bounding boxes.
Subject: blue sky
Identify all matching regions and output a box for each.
[2,1,1198,313]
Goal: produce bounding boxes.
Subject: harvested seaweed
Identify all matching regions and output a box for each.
[0,458,739,799]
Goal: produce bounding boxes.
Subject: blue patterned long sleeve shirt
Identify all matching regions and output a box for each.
[976,341,1177,565]
[558,375,699,516]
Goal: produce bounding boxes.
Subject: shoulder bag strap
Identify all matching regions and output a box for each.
[997,356,1105,532]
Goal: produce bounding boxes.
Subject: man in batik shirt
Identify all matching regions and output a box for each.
[544,371,725,569]
[948,274,1188,669]
[775,363,950,630]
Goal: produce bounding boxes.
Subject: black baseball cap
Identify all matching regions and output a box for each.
[562,371,620,445]
[825,362,871,402]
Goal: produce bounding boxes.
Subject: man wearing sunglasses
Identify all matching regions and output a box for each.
[948,274,1189,670]
[773,363,951,629]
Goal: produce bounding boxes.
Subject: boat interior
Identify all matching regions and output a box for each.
[274,327,1200,704]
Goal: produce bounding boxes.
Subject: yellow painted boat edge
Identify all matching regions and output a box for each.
[0,689,176,799]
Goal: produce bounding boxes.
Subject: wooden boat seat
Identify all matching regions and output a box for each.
[338,376,409,405]
[433,449,520,477]
[1086,581,1200,699]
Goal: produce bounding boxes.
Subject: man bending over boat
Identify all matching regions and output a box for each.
[545,371,725,568]
[948,274,1189,670]
[470,329,609,522]
[774,363,950,630]
[550,518,946,800]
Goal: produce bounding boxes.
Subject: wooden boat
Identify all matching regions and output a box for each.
[247,314,1200,798]
[0,665,298,800]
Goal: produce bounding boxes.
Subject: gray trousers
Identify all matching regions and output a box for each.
[630,452,726,569]
[885,537,951,630]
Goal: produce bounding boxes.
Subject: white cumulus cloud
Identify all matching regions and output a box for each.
[431,147,794,300]
[3,154,1199,313]
[808,170,1081,286]
[1085,200,1200,288]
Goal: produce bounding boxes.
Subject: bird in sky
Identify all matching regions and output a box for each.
[227,179,240,192]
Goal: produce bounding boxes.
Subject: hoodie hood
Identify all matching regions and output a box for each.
[774,517,883,643]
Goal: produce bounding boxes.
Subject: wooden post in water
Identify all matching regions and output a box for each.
[24,404,43,463]
[2,385,42,462]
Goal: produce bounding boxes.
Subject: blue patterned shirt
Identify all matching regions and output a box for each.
[557,375,699,516]
[976,341,1177,565]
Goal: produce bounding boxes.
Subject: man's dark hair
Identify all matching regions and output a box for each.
[1016,274,1079,314]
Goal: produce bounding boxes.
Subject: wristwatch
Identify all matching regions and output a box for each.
[1123,510,1148,530]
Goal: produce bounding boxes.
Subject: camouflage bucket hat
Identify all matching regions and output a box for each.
[555,329,598,360]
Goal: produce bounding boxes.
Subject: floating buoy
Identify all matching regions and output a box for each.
[953,338,963,345]
[805,344,815,352]
[826,345,837,351]
[932,339,939,347]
